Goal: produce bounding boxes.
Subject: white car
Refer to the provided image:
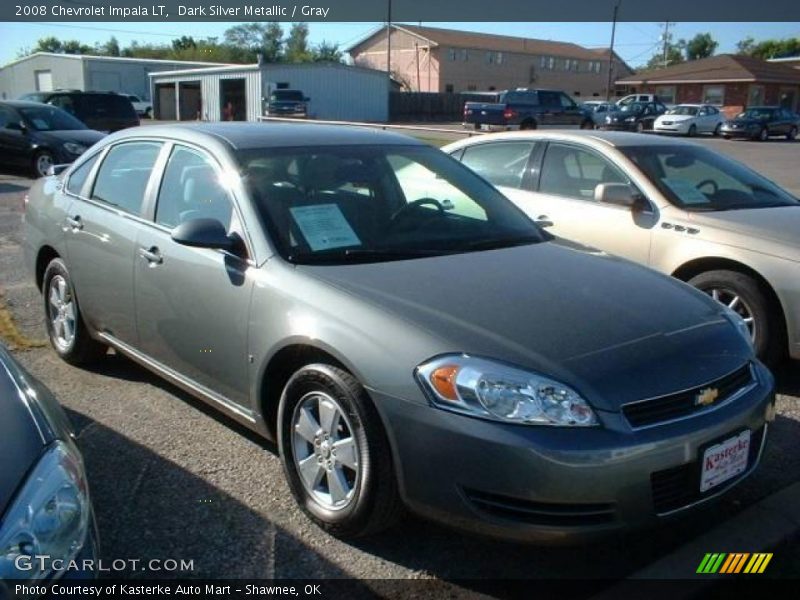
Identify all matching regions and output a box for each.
[123,94,152,118]
[443,130,800,363]
[654,104,725,136]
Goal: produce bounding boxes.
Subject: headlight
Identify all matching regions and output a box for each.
[416,355,598,426]
[0,441,90,581]
[625,116,637,122]
[63,143,87,156]
[722,306,754,349]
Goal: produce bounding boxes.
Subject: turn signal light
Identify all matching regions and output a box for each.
[430,365,460,401]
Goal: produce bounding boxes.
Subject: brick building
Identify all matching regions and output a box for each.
[616,54,800,117]
[348,24,633,99]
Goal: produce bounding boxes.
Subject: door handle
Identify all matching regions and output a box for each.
[66,215,83,231]
[139,246,163,265]
[535,215,554,228]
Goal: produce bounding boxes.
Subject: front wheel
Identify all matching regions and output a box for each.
[788,126,798,141]
[43,258,107,365]
[278,364,402,537]
[635,121,644,133]
[713,123,722,137]
[687,124,697,137]
[688,270,784,364]
[757,127,768,141]
[32,150,54,178]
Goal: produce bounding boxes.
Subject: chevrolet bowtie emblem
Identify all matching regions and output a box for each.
[696,387,720,407]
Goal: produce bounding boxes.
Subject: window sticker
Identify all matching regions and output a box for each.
[289,204,361,252]
[661,178,710,205]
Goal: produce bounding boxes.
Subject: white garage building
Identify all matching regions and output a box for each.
[149,62,391,123]
[0,52,222,101]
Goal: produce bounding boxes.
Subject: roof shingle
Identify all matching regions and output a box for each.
[617,54,800,85]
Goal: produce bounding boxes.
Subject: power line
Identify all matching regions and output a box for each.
[18,22,187,38]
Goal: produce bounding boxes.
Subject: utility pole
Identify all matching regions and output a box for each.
[605,1,620,101]
[662,22,674,67]
[415,42,421,91]
[386,0,392,80]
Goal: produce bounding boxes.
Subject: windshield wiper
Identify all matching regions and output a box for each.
[288,247,449,264]
[462,234,543,252]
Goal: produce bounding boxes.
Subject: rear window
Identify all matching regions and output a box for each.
[271,91,304,102]
[74,95,137,120]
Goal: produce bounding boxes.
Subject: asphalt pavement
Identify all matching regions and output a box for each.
[1,134,799,587]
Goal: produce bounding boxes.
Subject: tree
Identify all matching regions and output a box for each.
[285,23,312,63]
[262,22,284,62]
[737,37,800,59]
[33,36,63,53]
[685,33,717,60]
[312,41,344,63]
[736,37,756,55]
[172,36,197,52]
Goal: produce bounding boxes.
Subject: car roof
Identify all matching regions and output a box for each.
[1,100,54,108]
[107,122,428,150]
[444,129,694,151]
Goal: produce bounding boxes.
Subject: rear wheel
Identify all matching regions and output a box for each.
[278,364,402,537]
[757,127,769,141]
[144,107,152,119]
[520,119,537,130]
[43,259,107,365]
[788,126,798,141]
[713,123,722,137]
[687,124,697,137]
[688,270,784,364]
[635,121,644,133]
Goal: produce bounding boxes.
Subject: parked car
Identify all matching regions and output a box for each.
[617,93,664,107]
[720,106,799,141]
[123,94,153,119]
[463,88,594,131]
[0,101,106,177]
[580,101,617,129]
[265,89,309,118]
[444,130,800,362]
[19,91,139,133]
[25,122,775,543]
[653,104,725,136]
[0,344,98,580]
[600,101,668,132]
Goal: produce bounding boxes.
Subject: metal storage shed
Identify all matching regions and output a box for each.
[149,62,390,123]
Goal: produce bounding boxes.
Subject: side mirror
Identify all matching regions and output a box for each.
[171,218,235,251]
[594,182,645,209]
[7,121,26,132]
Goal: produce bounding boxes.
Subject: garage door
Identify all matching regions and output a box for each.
[35,70,53,92]
[90,71,122,93]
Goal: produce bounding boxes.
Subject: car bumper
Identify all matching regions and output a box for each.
[720,126,758,138]
[59,509,100,580]
[654,124,691,134]
[600,123,637,132]
[374,361,775,543]
[462,122,519,132]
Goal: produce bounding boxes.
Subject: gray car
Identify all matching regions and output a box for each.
[24,123,775,542]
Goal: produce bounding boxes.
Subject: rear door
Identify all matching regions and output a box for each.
[64,141,163,345]
[555,92,584,126]
[536,91,562,127]
[133,143,253,408]
[0,106,30,167]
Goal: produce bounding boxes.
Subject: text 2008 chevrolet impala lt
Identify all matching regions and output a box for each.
[25,123,775,542]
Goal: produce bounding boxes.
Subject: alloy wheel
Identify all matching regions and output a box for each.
[36,153,54,177]
[291,391,360,511]
[48,275,77,351]
[706,287,757,342]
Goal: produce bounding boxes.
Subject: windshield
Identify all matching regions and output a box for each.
[620,144,799,211]
[237,144,546,264]
[19,105,87,131]
[738,108,774,120]
[620,103,643,114]
[667,106,699,116]
[271,91,304,102]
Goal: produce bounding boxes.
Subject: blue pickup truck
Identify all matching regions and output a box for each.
[463,88,593,131]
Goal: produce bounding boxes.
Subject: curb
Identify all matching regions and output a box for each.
[593,482,800,597]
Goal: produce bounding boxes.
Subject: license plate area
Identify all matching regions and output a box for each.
[700,430,751,493]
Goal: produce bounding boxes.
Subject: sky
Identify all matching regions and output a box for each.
[0,21,798,67]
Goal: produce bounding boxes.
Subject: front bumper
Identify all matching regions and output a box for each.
[375,361,775,543]
[654,123,691,134]
[720,125,758,138]
[600,122,638,131]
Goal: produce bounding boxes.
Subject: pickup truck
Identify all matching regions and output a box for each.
[463,88,593,131]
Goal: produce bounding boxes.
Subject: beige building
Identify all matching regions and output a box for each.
[348,24,633,99]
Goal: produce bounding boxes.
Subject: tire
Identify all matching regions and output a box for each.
[32,150,54,178]
[687,124,697,137]
[688,270,784,365]
[758,127,768,142]
[635,121,644,133]
[278,364,402,537]
[723,135,731,140]
[788,126,798,141]
[144,108,152,119]
[519,119,537,130]
[580,120,593,130]
[713,123,722,137]
[43,258,107,365]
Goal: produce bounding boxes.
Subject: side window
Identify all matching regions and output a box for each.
[388,155,487,221]
[91,142,161,215]
[559,93,576,109]
[539,143,628,201]
[459,142,535,189]
[0,107,12,128]
[49,95,75,115]
[155,145,233,231]
[66,153,100,196]
[538,91,560,108]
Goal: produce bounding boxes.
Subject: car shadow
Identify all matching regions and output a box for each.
[773,359,800,396]
[0,182,29,194]
[62,406,375,586]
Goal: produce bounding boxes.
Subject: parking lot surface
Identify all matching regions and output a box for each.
[1,133,799,587]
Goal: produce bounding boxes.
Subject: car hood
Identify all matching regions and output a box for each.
[658,114,696,122]
[688,206,800,251]
[0,352,47,517]
[34,129,106,146]
[302,241,751,411]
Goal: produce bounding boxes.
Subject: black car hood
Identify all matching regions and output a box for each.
[304,241,751,411]
[0,353,47,517]
[34,129,106,146]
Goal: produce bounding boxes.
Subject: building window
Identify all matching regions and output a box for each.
[748,85,765,106]
[703,85,725,106]
[496,52,504,65]
[485,52,494,64]
[448,48,457,61]
[540,56,547,68]
[656,85,677,105]
[445,84,454,93]
[595,62,602,73]
[461,49,469,61]
[548,56,556,70]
